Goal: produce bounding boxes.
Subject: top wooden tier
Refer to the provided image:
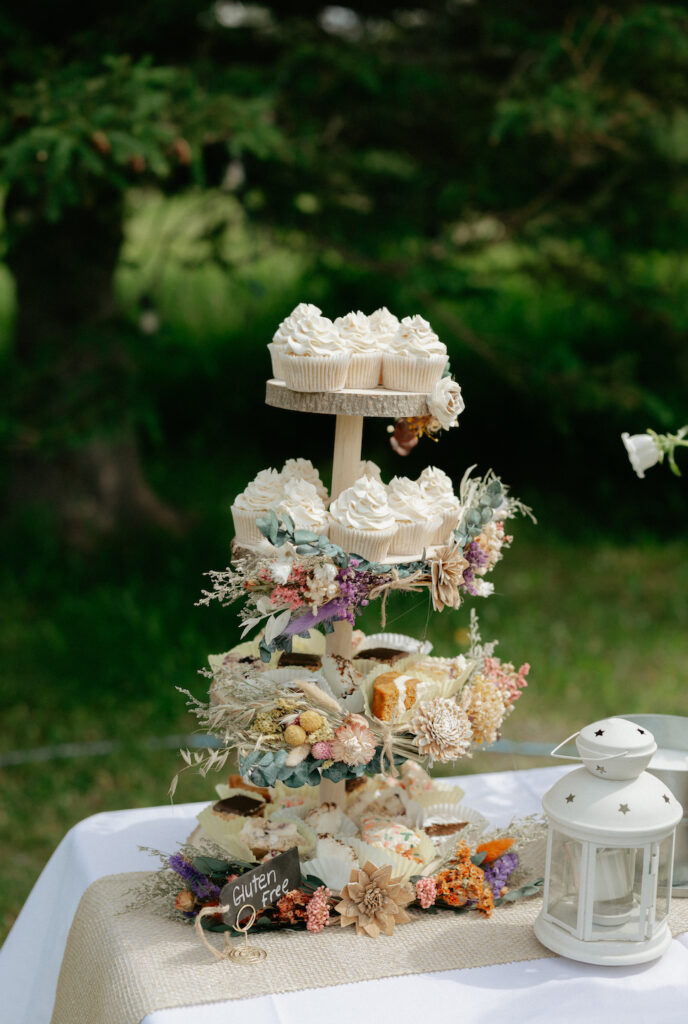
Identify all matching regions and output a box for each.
[265,379,430,419]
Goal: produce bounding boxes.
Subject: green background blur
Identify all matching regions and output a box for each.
[1,2,687,941]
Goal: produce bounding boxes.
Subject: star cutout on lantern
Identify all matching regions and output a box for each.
[594,729,604,736]
[565,793,575,803]
[637,728,645,735]
[663,794,671,803]
[595,765,607,774]
[619,803,630,815]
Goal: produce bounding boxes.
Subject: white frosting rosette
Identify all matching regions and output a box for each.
[281,311,350,392]
[386,475,440,555]
[356,459,383,481]
[382,314,448,392]
[427,376,464,430]
[328,476,397,562]
[368,306,400,350]
[418,466,461,544]
[231,468,284,545]
[278,478,329,536]
[335,310,382,389]
[269,303,322,380]
[281,457,329,503]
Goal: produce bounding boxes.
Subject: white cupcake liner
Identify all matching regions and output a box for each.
[267,343,286,381]
[345,352,383,389]
[231,505,270,546]
[389,517,440,556]
[328,521,397,562]
[357,632,433,656]
[382,352,448,393]
[394,653,474,698]
[282,352,350,393]
[429,507,460,545]
[301,852,357,894]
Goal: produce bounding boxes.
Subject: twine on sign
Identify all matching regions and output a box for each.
[194,903,267,965]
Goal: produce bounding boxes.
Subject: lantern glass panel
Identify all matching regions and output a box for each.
[655,836,673,924]
[590,846,645,940]
[547,831,583,933]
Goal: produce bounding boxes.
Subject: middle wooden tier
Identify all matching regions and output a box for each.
[265,379,430,418]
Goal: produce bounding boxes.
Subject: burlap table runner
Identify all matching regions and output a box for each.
[51,871,688,1024]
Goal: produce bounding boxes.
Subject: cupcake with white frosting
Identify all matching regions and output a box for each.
[328,476,397,562]
[281,311,350,393]
[269,303,322,381]
[382,314,447,393]
[386,476,440,555]
[281,458,329,503]
[418,466,461,545]
[356,459,383,481]
[278,478,329,536]
[231,468,284,545]
[334,310,381,389]
[368,307,400,350]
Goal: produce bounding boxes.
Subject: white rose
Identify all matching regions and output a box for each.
[621,432,660,479]
[427,377,465,430]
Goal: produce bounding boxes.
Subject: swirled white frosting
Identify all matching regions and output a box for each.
[368,307,400,349]
[389,315,446,358]
[387,476,433,524]
[281,458,329,502]
[334,310,375,353]
[233,468,284,511]
[357,460,382,481]
[283,312,344,357]
[278,478,328,532]
[329,476,395,532]
[272,303,322,347]
[418,466,460,515]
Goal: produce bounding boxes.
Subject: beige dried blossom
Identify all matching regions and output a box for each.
[409,697,472,763]
[461,674,506,746]
[429,543,469,612]
[335,861,414,938]
[330,714,377,766]
[474,521,510,575]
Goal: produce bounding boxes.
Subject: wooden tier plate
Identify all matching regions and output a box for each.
[265,379,430,418]
[234,538,440,565]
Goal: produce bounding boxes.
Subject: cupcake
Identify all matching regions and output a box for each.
[386,476,439,555]
[269,302,322,381]
[278,478,329,536]
[382,314,448,393]
[281,457,329,503]
[356,460,383,481]
[281,311,350,392]
[231,468,284,545]
[418,466,461,545]
[368,307,400,349]
[328,476,397,562]
[334,310,381,389]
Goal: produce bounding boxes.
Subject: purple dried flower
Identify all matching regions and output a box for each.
[169,853,220,901]
[483,852,519,897]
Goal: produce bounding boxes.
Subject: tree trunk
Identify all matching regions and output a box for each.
[4,186,184,547]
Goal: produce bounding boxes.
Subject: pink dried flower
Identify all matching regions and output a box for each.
[415,877,437,909]
[330,714,377,766]
[306,885,331,933]
[271,585,306,610]
[483,656,529,710]
[310,741,333,760]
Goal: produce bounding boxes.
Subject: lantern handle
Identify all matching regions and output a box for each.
[550,731,582,761]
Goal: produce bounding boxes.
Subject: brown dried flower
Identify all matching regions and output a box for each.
[174,890,195,913]
[276,888,311,924]
[429,543,468,612]
[335,861,413,938]
[409,697,472,764]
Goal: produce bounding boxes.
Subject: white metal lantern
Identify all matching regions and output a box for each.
[535,717,683,966]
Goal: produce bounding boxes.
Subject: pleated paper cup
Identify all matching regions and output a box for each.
[328,521,397,562]
[282,352,350,393]
[429,507,460,545]
[345,352,383,389]
[267,343,285,381]
[388,516,440,556]
[382,352,448,393]
[231,505,267,546]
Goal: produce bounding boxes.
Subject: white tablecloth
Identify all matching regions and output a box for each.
[2,765,687,1024]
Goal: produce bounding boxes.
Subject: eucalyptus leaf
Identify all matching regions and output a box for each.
[193,855,232,875]
[293,528,319,544]
[470,851,487,866]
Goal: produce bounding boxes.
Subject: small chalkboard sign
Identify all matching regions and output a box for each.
[219,847,302,929]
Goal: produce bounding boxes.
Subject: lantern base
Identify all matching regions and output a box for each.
[534,913,673,966]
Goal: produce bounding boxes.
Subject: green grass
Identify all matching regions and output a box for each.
[2,509,687,943]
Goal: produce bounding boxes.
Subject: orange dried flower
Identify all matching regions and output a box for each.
[475,837,515,864]
[276,888,310,924]
[434,841,494,918]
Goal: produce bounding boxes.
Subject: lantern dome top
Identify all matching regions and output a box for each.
[576,717,657,781]
[543,764,682,839]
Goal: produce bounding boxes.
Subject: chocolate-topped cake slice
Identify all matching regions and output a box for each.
[277,651,322,670]
[353,647,406,665]
[212,793,265,818]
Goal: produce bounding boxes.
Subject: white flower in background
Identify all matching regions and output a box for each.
[427,377,465,430]
[473,579,494,598]
[621,432,661,479]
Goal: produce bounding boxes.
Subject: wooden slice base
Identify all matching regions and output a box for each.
[265,379,430,418]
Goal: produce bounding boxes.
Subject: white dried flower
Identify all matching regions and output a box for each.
[409,697,472,764]
[427,377,465,430]
[621,432,661,479]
